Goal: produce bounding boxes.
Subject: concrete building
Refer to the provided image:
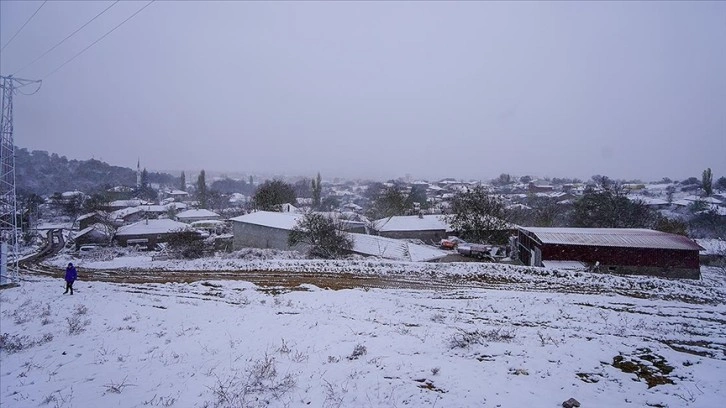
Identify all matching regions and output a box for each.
[114,219,192,248]
[517,227,702,279]
[230,211,303,250]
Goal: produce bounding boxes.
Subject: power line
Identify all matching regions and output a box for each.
[14,1,121,76]
[1,1,48,52]
[43,0,155,80]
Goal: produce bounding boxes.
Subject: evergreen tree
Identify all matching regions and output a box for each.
[253,180,297,211]
[141,168,149,188]
[197,170,208,209]
[702,168,713,196]
[180,171,186,191]
[312,172,322,209]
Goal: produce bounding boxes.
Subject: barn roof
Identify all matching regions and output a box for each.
[520,227,702,251]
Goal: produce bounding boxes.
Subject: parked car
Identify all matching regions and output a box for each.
[439,236,466,250]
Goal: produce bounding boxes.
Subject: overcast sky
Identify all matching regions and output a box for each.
[1,1,724,182]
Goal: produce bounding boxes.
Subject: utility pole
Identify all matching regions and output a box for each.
[1,75,41,285]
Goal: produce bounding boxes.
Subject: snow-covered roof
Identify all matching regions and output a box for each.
[166,190,189,196]
[168,202,187,211]
[76,212,99,221]
[630,196,669,206]
[520,227,702,251]
[73,226,110,239]
[109,207,144,220]
[374,215,452,232]
[229,193,249,203]
[107,185,134,192]
[348,233,447,262]
[685,196,722,205]
[116,219,191,236]
[73,226,95,239]
[140,205,169,213]
[176,209,220,219]
[109,199,148,208]
[230,211,303,230]
[61,191,84,198]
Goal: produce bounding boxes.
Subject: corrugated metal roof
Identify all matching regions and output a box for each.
[520,227,702,251]
[348,233,447,262]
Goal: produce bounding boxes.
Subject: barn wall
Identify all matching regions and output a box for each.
[540,244,699,269]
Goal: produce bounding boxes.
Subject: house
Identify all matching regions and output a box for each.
[71,225,111,249]
[75,211,108,230]
[230,211,303,250]
[108,207,145,226]
[517,227,702,279]
[630,196,670,210]
[163,190,190,201]
[106,199,149,211]
[373,215,453,243]
[175,209,221,223]
[114,219,192,248]
[528,183,555,193]
[190,220,228,236]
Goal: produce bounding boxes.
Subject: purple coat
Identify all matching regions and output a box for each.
[65,265,77,282]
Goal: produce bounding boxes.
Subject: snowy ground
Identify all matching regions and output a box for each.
[2,262,726,407]
[38,249,726,305]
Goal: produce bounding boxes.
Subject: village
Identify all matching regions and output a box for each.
[16,161,723,282]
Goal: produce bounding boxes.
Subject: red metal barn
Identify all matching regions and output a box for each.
[517,227,702,279]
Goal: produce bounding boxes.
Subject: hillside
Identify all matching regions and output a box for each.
[14,148,177,195]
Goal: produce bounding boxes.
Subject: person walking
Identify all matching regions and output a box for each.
[64,263,77,295]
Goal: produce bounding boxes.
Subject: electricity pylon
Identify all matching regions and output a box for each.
[1,75,41,285]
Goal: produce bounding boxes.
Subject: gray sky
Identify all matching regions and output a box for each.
[1,1,724,182]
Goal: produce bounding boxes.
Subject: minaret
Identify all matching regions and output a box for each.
[136,158,141,189]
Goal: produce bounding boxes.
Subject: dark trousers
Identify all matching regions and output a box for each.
[64,280,74,295]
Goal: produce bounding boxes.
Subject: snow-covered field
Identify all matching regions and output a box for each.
[2,260,726,407]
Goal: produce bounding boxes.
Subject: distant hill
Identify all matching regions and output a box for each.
[15,148,177,196]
